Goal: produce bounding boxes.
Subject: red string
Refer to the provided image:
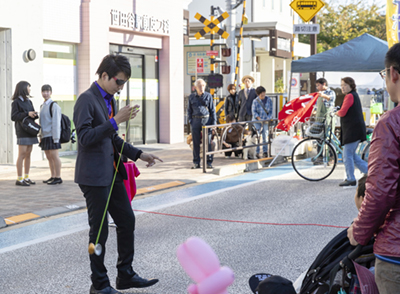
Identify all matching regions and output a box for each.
[133,209,348,229]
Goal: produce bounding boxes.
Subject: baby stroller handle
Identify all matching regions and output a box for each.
[347,244,363,261]
[328,245,363,294]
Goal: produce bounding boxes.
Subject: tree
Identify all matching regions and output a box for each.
[299,1,386,53]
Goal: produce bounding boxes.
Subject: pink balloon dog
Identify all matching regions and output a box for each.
[177,237,235,294]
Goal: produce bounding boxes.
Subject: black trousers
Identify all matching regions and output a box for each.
[223,142,242,157]
[79,173,136,290]
[191,119,213,165]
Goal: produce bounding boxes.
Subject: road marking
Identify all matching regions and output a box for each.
[4,213,40,225]
[136,181,186,195]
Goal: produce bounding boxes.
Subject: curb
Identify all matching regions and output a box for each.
[0,217,6,229]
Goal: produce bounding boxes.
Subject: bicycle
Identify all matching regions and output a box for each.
[291,108,372,181]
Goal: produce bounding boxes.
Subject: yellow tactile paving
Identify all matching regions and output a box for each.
[4,213,40,225]
[137,181,186,195]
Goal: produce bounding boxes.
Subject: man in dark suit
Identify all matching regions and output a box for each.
[238,75,257,122]
[74,55,161,294]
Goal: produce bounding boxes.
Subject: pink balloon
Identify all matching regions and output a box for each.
[177,237,235,294]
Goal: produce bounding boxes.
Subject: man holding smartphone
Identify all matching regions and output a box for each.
[74,54,161,294]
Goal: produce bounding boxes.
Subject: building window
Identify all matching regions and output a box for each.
[263,0,266,8]
[280,0,282,12]
[272,0,274,10]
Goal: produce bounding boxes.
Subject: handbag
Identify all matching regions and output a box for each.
[21,116,41,136]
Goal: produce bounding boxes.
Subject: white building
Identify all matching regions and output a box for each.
[0,0,186,164]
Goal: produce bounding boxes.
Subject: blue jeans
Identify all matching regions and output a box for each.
[254,122,268,154]
[343,140,368,181]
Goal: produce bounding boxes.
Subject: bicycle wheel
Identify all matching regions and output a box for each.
[291,138,337,181]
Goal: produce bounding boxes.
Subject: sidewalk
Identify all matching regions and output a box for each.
[0,142,273,227]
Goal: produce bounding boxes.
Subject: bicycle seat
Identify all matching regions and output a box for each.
[366,128,374,135]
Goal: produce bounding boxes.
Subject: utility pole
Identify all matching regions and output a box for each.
[310,16,317,93]
[210,6,216,97]
[226,0,236,87]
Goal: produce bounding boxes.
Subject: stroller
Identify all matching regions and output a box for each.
[297,228,377,294]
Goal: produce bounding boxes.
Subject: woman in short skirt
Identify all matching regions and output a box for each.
[39,84,63,185]
[11,81,39,186]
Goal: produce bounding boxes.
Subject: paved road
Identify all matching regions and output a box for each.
[0,163,360,294]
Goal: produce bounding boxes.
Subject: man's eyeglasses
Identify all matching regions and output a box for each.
[380,67,400,79]
[112,76,128,86]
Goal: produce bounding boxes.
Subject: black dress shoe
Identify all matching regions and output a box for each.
[116,274,159,290]
[24,179,35,185]
[191,164,201,169]
[207,164,213,169]
[43,177,54,183]
[16,180,30,186]
[89,285,122,294]
[48,178,63,185]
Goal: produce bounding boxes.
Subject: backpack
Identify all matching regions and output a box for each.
[50,102,73,144]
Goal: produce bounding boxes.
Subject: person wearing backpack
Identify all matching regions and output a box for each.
[39,84,62,185]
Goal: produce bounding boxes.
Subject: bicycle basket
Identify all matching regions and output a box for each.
[305,117,325,139]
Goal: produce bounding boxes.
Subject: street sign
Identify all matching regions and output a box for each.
[208,74,223,88]
[293,24,320,34]
[196,58,204,73]
[206,50,219,56]
[289,0,325,23]
[194,12,230,39]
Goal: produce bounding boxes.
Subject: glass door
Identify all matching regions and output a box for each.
[111,45,159,145]
[127,55,144,144]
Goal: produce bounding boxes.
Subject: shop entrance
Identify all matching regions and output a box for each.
[110,45,159,145]
[0,29,13,164]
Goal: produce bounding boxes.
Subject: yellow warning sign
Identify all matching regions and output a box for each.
[290,0,325,23]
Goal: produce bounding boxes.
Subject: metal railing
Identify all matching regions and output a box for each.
[201,119,278,173]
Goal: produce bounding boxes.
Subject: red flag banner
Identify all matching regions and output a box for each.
[276,93,319,131]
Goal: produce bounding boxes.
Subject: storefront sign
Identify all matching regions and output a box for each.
[110,9,169,34]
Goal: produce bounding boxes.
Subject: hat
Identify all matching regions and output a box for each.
[352,261,379,294]
[242,75,255,83]
[256,275,296,294]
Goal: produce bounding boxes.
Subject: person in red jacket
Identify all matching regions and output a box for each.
[347,43,400,294]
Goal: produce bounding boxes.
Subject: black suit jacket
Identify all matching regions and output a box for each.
[238,88,257,121]
[73,83,141,186]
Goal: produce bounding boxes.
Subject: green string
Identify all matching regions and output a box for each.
[95,106,135,246]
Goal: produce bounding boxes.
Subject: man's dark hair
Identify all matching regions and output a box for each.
[12,81,31,101]
[226,114,236,123]
[342,77,356,91]
[316,78,328,86]
[385,43,400,70]
[41,84,52,92]
[356,174,368,199]
[96,54,131,80]
[256,86,266,95]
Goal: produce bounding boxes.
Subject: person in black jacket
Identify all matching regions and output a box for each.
[336,77,368,187]
[74,54,161,294]
[224,84,238,120]
[11,81,39,186]
[237,75,257,122]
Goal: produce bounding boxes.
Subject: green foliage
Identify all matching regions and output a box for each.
[298,0,386,53]
[275,77,285,93]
